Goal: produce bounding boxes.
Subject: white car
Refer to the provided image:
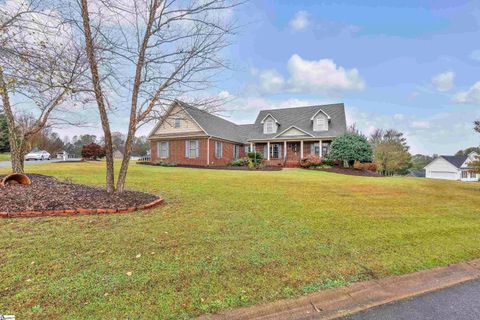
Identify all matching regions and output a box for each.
[25,150,51,161]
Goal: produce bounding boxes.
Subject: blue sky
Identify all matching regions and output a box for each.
[202,0,480,155]
[54,0,480,155]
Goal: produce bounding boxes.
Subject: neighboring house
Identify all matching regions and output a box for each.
[424,152,479,181]
[148,100,347,167]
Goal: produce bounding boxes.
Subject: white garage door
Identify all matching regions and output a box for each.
[428,171,457,180]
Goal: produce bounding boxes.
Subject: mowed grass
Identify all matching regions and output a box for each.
[1,162,480,319]
[0,152,10,161]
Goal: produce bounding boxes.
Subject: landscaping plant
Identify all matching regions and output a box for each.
[329,133,373,167]
[81,143,106,161]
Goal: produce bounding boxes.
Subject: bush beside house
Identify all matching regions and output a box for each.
[328,133,373,167]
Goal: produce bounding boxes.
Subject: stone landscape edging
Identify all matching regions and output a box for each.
[0,197,164,218]
[199,258,480,320]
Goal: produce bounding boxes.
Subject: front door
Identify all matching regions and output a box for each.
[286,142,300,160]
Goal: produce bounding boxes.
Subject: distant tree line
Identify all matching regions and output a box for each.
[328,119,480,177]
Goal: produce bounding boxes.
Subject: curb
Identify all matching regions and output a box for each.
[199,259,480,320]
[0,198,164,219]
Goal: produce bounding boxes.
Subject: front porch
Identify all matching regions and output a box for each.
[250,140,332,167]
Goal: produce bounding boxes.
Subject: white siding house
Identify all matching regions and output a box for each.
[425,152,479,181]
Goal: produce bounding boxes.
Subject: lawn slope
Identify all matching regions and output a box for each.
[1,162,480,319]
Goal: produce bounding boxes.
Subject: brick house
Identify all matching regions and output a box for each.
[148,101,347,167]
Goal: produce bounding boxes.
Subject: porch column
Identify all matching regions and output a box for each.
[267,141,270,160]
[319,140,323,157]
[284,141,287,159]
[250,142,253,153]
[300,140,304,159]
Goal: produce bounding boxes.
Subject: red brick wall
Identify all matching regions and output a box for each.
[150,138,244,166]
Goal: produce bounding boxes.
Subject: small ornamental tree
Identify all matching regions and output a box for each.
[329,133,373,167]
[81,143,106,160]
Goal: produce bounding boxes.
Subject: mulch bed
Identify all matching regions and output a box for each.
[307,167,383,177]
[0,174,162,216]
[137,162,283,171]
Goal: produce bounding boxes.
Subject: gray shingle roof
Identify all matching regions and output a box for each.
[178,101,245,142]
[177,101,347,143]
[441,155,468,168]
[248,103,347,140]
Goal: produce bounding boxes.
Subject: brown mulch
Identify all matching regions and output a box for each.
[308,167,383,177]
[0,174,159,213]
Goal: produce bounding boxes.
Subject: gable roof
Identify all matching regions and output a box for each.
[176,101,245,142]
[441,155,468,168]
[149,101,347,143]
[248,103,346,140]
[274,125,314,138]
[260,113,279,124]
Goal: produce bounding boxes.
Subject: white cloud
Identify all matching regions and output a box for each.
[431,71,455,92]
[470,50,480,61]
[287,54,365,93]
[289,11,310,31]
[411,120,431,129]
[393,113,405,121]
[258,69,285,93]
[453,81,480,104]
[255,54,365,95]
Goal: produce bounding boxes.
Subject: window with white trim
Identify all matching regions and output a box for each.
[174,117,181,128]
[314,115,328,131]
[185,140,199,158]
[233,145,240,159]
[157,141,169,159]
[270,143,282,159]
[461,171,468,179]
[214,141,223,159]
[245,145,251,153]
[264,119,275,134]
[470,172,477,179]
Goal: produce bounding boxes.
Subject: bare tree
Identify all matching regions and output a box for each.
[475,120,480,134]
[0,0,88,173]
[75,0,242,192]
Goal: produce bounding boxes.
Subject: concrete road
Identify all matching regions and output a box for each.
[342,279,480,320]
[0,159,63,168]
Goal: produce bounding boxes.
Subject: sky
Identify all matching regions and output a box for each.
[63,0,480,155]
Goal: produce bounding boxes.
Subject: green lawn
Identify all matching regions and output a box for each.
[1,163,480,319]
[0,152,10,161]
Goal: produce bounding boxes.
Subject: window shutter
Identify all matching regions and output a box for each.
[278,144,282,158]
[185,140,189,158]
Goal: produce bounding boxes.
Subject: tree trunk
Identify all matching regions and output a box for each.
[80,0,115,193]
[116,0,159,193]
[0,66,24,173]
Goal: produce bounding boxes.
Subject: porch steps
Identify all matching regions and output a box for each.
[284,161,300,168]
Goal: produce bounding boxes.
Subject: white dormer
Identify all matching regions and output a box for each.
[261,114,279,134]
[311,109,330,132]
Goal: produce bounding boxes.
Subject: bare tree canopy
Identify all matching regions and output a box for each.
[69,0,243,192]
[475,119,480,133]
[0,0,89,172]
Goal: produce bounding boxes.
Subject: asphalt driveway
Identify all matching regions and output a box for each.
[342,279,480,320]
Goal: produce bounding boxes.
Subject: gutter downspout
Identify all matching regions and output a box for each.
[207,136,211,166]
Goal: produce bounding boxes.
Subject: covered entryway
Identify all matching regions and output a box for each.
[286,142,301,161]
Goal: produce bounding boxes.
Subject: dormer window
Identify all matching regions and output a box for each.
[311,109,331,132]
[261,114,278,134]
[265,120,275,134]
[314,116,328,131]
